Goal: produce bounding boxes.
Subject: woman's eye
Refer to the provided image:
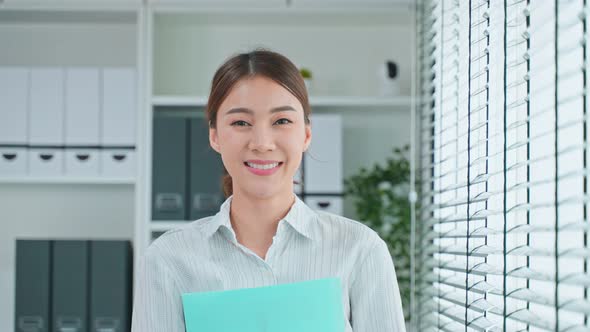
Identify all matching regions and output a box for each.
[231,120,250,127]
[275,118,292,125]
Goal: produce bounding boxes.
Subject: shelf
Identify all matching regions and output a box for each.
[152,95,412,109]
[0,177,136,185]
[150,221,192,232]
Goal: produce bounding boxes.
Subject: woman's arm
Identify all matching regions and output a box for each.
[349,238,406,332]
[131,248,186,332]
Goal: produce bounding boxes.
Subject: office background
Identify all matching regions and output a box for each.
[0,1,415,331]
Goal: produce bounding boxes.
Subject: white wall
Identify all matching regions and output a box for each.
[0,22,136,66]
[153,14,413,97]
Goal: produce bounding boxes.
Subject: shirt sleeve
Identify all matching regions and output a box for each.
[349,237,407,332]
[131,248,186,332]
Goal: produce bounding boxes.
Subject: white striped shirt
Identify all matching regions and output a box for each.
[131,194,406,332]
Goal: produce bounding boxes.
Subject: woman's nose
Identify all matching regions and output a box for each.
[248,126,275,152]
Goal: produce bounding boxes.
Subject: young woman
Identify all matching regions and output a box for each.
[131,49,406,332]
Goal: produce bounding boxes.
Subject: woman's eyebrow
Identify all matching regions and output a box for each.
[269,105,297,113]
[224,105,296,116]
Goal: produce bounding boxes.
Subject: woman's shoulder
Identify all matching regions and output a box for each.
[312,210,384,247]
[145,216,216,257]
[310,210,390,272]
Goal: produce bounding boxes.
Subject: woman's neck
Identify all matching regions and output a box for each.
[229,190,296,258]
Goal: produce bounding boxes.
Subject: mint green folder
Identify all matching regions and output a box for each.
[182,277,345,332]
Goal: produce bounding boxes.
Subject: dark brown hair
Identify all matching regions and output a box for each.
[205,48,311,197]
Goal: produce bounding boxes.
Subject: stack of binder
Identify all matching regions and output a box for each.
[14,240,132,332]
[151,113,225,222]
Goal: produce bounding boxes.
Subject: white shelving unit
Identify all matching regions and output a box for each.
[0,4,143,331]
[0,1,416,330]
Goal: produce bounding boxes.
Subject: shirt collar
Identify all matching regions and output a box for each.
[199,194,316,240]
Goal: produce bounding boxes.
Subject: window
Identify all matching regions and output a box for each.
[415,0,590,330]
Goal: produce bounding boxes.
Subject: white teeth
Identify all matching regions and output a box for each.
[247,162,280,170]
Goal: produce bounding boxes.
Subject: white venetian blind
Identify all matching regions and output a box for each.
[414,0,590,330]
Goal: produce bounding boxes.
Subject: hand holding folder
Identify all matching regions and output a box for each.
[182,277,345,332]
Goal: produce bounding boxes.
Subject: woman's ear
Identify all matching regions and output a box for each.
[209,127,221,153]
[303,124,312,152]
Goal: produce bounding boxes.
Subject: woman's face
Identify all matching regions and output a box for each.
[209,75,311,199]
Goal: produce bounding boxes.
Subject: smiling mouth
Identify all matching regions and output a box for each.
[244,161,283,170]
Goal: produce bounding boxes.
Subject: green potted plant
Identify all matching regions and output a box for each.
[299,67,312,92]
[344,144,413,322]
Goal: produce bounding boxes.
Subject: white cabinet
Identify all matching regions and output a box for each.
[304,114,343,194]
[101,68,136,147]
[28,148,64,176]
[0,68,28,145]
[65,68,101,146]
[101,149,136,178]
[29,68,65,146]
[304,196,343,215]
[301,114,343,216]
[0,148,28,175]
[65,149,100,176]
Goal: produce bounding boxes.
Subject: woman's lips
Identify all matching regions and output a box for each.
[244,161,283,176]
